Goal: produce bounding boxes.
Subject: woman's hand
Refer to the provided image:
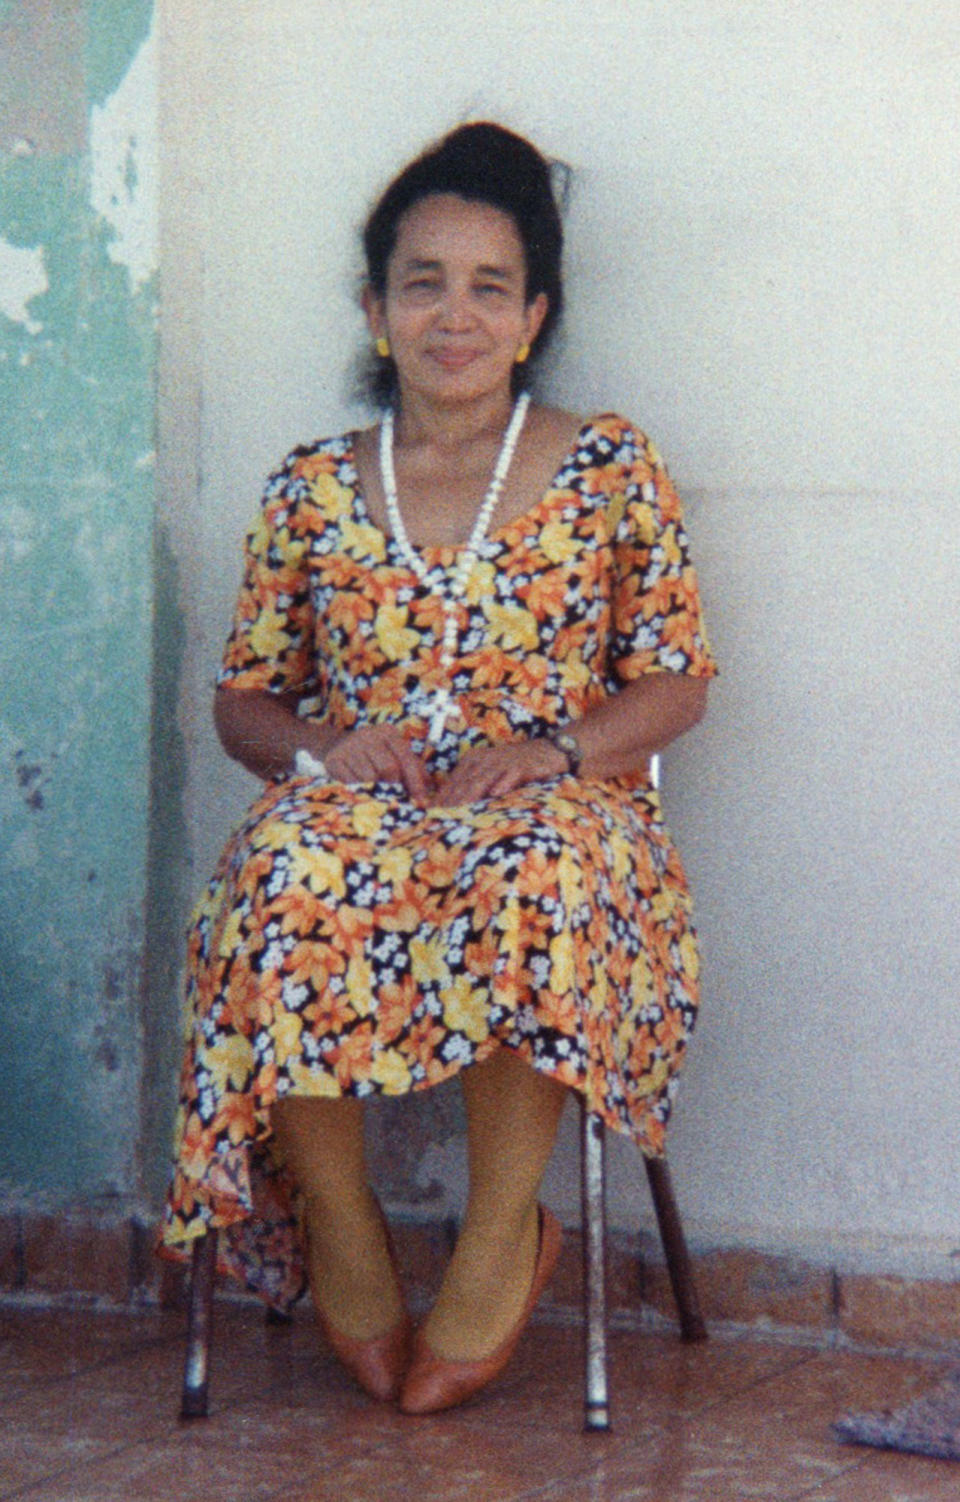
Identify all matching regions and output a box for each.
[425,673,711,807]
[324,725,435,802]
[428,738,567,807]
[213,688,433,800]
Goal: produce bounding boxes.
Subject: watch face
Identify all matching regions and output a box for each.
[552,731,582,770]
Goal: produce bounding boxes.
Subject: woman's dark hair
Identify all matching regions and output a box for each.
[361,122,565,404]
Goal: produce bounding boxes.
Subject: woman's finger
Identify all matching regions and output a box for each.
[326,726,432,795]
[326,735,378,784]
[433,760,511,806]
[434,739,557,806]
[373,727,432,799]
[394,743,434,801]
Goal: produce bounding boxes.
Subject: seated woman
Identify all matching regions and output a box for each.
[161,121,716,1415]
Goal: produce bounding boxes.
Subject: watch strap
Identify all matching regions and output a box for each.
[544,727,583,775]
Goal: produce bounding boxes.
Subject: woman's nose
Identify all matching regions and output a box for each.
[436,284,475,329]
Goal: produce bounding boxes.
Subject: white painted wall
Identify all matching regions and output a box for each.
[159,0,960,1276]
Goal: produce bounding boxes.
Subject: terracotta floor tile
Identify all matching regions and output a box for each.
[603,1325,818,1414]
[3,1333,276,1445]
[802,1451,960,1502]
[8,1435,299,1502]
[0,1308,181,1397]
[713,1348,953,1440]
[450,1320,816,1434]
[561,1352,956,1502]
[547,1417,856,1501]
[0,1429,122,1497]
[285,1444,552,1502]
[3,1304,958,1502]
[364,1394,659,1480]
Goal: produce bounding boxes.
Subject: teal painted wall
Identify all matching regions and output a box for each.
[0,1,162,1206]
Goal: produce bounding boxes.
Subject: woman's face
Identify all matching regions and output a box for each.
[366,192,548,409]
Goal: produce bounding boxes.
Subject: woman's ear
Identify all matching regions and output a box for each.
[362,285,385,339]
[524,292,549,349]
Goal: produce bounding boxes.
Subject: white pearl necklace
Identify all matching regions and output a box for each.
[379,392,530,744]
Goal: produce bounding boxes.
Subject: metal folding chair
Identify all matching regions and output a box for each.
[580,1102,706,1432]
[182,1121,706,1429]
[580,753,707,1429]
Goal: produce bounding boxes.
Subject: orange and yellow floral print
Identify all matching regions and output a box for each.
[160,415,716,1310]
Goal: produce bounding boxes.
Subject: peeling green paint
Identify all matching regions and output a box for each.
[0,3,159,1203]
[86,0,154,108]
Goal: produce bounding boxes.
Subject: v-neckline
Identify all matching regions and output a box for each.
[345,417,597,555]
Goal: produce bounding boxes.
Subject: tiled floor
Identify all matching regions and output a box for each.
[1,1301,958,1501]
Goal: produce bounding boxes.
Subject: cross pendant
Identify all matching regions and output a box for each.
[427,686,461,745]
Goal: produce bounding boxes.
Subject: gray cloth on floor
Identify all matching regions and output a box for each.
[833,1368,960,1461]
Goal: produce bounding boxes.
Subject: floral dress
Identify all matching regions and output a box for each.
[161,413,717,1309]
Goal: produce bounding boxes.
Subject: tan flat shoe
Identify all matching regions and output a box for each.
[318,1304,413,1403]
[398,1205,562,1415]
[311,1199,412,1402]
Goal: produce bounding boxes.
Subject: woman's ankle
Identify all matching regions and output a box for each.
[304,1195,404,1339]
[421,1205,540,1360]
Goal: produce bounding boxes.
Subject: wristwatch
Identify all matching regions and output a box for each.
[544,727,583,775]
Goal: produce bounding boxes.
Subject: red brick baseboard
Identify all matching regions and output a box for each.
[0,1208,158,1307]
[3,1209,959,1356]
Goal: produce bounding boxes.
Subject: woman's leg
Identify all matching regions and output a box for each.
[272,1096,405,1340]
[421,1049,568,1361]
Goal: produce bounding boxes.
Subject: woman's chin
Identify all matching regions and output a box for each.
[405,365,514,407]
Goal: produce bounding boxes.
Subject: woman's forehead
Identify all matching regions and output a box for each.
[390,193,525,268]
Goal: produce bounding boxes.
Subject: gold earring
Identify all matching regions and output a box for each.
[515,343,530,364]
[375,336,391,358]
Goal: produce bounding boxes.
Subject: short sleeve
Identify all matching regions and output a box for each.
[217,454,319,697]
[607,429,717,683]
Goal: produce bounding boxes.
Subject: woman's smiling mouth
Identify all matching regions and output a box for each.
[428,346,482,370]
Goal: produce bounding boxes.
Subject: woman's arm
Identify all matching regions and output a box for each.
[571,672,709,779]
[429,673,709,805]
[213,687,434,799]
[214,687,336,781]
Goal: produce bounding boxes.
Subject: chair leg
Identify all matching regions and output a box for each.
[181,1230,218,1419]
[580,1104,611,1432]
[644,1156,707,1342]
